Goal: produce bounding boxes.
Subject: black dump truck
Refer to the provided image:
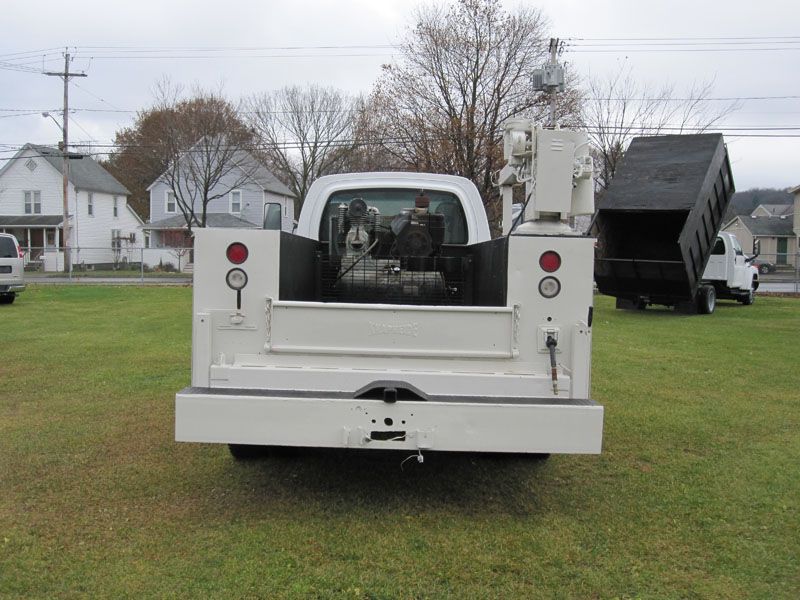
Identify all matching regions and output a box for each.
[592,133,758,314]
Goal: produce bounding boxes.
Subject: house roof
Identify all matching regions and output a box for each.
[16,144,130,195]
[143,212,260,230]
[0,214,65,227]
[232,150,292,196]
[754,203,793,217]
[126,204,144,224]
[145,145,292,197]
[738,216,795,237]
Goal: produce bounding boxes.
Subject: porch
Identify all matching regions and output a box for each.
[0,214,66,271]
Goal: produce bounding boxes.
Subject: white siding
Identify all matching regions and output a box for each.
[0,148,142,269]
[72,189,142,266]
[149,168,294,231]
[0,148,78,222]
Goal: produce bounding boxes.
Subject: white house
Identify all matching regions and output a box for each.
[143,148,294,270]
[0,144,143,271]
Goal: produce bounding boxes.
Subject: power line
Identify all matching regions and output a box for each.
[3,123,800,159]
[71,81,122,111]
[0,47,62,59]
[567,35,800,41]
[567,46,800,53]
[85,52,396,60]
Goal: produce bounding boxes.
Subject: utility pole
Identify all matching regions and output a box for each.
[548,38,559,128]
[532,39,565,129]
[45,49,86,273]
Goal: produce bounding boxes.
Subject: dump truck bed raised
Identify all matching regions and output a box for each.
[592,134,735,305]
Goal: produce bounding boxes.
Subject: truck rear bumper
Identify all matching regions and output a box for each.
[175,387,604,454]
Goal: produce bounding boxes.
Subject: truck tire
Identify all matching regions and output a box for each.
[0,293,15,305]
[228,444,297,460]
[697,285,716,315]
[228,444,265,460]
[740,287,755,305]
[615,297,646,311]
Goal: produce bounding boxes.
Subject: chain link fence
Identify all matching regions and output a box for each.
[753,250,800,293]
[21,246,194,282]
[17,245,800,291]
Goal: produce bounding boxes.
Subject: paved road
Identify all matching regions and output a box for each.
[759,282,800,293]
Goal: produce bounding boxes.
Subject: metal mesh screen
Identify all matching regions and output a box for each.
[318,254,472,305]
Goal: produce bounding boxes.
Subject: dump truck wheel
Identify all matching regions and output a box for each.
[697,285,716,314]
[740,287,755,305]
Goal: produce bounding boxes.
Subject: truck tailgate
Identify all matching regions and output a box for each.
[266,299,519,359]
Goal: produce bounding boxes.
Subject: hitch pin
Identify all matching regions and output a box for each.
[546,335,558,395]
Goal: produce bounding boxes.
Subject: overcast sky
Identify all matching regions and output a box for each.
[1,0,798,192]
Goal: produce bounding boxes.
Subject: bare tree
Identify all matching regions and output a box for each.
[362,0,582,209]
[153,81,256,234]
[246,85,358,212]
[585,64,739,193]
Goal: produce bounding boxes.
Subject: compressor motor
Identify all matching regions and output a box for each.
[323,193,458,304]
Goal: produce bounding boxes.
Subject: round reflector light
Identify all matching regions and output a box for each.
[226,268,248,290]
[538,276,561,298]
[226,242,248,264]
[539,251,561,273]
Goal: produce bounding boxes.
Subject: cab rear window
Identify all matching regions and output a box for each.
[319,188,468,244]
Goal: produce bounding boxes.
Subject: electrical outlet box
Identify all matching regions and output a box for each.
[537,326,560,353]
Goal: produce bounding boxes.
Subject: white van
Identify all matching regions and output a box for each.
[0,233,25,304]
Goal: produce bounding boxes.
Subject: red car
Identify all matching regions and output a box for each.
[751,258,776,274]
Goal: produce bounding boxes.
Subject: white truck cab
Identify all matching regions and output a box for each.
[702,232,759,307]
[176,122,603,460]
[296,172,491,245]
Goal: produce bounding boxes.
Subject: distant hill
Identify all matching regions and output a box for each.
[725,188,793,221]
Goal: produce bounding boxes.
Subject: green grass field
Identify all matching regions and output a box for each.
[1,287,798,599]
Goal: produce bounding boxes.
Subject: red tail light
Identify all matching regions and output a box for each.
[18,246,24,258]
[226,242,248,264]
[539,251,561,273]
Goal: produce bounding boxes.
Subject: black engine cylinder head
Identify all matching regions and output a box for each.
[348,198,368,220]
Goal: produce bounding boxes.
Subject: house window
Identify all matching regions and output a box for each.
[230,190,242,214]
[24,191,42,214]
[166,191,177,214]
[88,192,94,216]
[25,159,38,172]
[111,229,121,250]
[144,231,151,249]
[113,196,118,218]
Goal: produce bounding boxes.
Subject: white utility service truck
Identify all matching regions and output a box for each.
[175,119,603,459]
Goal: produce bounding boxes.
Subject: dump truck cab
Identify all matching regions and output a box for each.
[703,232,759,304]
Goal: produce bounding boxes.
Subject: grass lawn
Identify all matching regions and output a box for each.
[1,287,798,598]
